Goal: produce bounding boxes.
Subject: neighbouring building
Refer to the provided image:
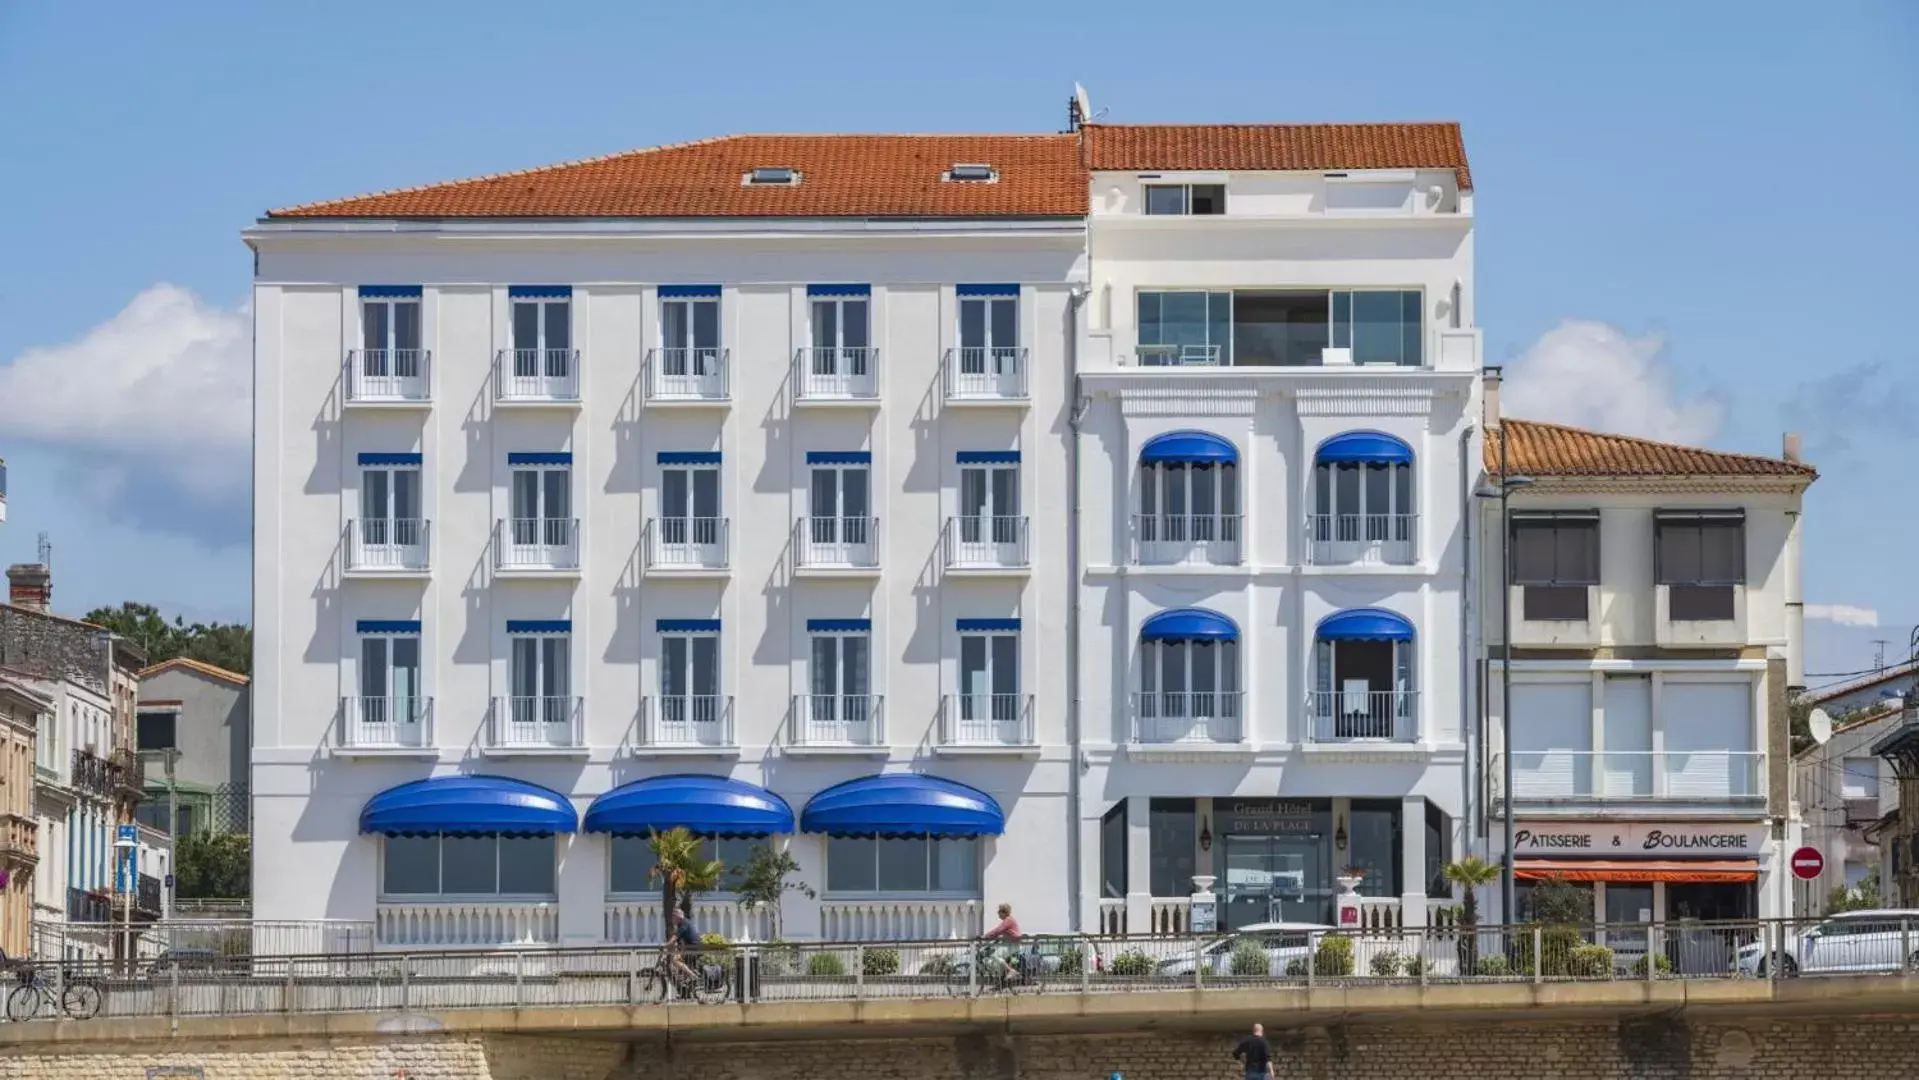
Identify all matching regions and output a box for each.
[0,674,45,957]
[1870,701,1919,908]
[1799,657,1919,723]
[1479,399,1817,938]
[135,658,251,838]
[1793,703,1902,913]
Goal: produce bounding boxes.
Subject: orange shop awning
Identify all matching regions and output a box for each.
[1514,859,1758,884]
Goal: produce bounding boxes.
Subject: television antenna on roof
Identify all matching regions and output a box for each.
[36,532,50,572]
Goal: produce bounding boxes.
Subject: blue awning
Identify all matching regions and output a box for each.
[360,775,577,837]
[509,285,572,299]
[359,285,422,298]
[659,284,720,298]
[508,451,571,465]
[957,618,1019,631]
[799,774,1005,838]
[956,450,1019,463]
[658,619,721,633]
[957,283,1020,298]
[806,450,871,464]
[807,284,870,297]
[1140,608,1238,642]
[584,774,794,837]
[1139,430,1237,465]
[357,619,420,634]
[506,620,570,634]
[1317,608,1415,642]
[1316,431,1414,465]
[357,452,422,466]
[658,451,721,464]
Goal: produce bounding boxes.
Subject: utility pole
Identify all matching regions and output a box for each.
[164,748,179,921]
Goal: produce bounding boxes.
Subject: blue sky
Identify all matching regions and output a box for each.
[0,2,1913,680]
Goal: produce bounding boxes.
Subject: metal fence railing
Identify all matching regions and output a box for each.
[6,917,1906,1023]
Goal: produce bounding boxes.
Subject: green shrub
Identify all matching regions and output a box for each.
[1631,953,1675,978]
[1474,955,1513,977]
[1517,926,1586,976]
[1567,944,1614,978]
[1283,957,1307,978]
[918,953,958,977]
[1403,955,1426,978]
[1369,950,1406,977]
[1108,950,1154,978]
[806,952,848,978]
[861,947,900,977]
[759,943,800,977]
[1229,942,1270,976]
[698,932,732,952]
[1055,946,1085,978]
[1314,936,1355,977]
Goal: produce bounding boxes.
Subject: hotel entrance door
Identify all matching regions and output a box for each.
[1220,832,1331,928]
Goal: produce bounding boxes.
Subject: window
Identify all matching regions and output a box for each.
[1842,758,1878,800]
[1143,183,1225,216]
[360,459,423,548]
[809,291,871,380]
[825,835,978,894]
[1137,291,1232,366]
[1100,802,1128,900]
[361,292,422,375]
[509,458,571,549]
[508,625,570,726]
[660,624,721,726]
[1511,512,1600,621]
[359,631,421,722]
[1330,289,1423,366]
[1346,800,1402,898]
[382,834,555,898]
[959,458,1019,546]
[661,460,721,547]
[1138,460,1239,539]
[1139,636,1240,722]
[659,292,721,378]
[947,163,996,182]
[1232,292,1330,366]
[510,290,571,381]
[1148,798,1196,898]
[958,624,1019,723]
[810,625,871,721]
[609,834,761,894]
[1656,511,1745,621]
[958,290,1019,378]
[1312,460,1413,547]
[809,460,871,545]
[1313,635,1413,740]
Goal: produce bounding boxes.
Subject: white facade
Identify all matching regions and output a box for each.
[248,223,1085,945]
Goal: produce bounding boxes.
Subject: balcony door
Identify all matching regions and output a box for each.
[661,465,720,547]
[511,295,571,379]
[360,634,421,726]
[1313,638,1411,740]
[510,633,570,728]
[809,465,870,546]
[959,294,1019,376]
[809,632,871,732]
[660,296,720,376]
[959,630,1019,728]
[361,466,421,547]
[361,297,421,377]
[810,295,870,377]
[510,465,570,548]
[959,463,1019,546]
[660,632,721,729]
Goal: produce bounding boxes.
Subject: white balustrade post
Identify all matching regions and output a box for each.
[854,945,866,999]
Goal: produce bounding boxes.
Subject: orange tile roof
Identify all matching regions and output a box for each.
[268,134,1086,220]
[137,656,249,686]
[1489,419,1817,481]
[1083,122,1472,191]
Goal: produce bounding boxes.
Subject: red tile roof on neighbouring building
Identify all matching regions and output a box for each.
[1489,419,1817,481]
[1081,122,1472,192]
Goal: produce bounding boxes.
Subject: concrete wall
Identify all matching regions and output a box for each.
[139,669,247,791]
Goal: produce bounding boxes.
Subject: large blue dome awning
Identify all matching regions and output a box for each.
[359,775,578,837]
[1139,430,1237,465]
[584,774,795,837]
[1316,431,1414,465]
[1317,608,1415,642]
[1140,607,1239,643]
[799,774,1006,838]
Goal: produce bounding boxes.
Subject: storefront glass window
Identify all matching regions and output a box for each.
[1346,800,1401,898]
[1100,803,1128,899]
[1148,798,1196,897]
[1424,800,1452,897]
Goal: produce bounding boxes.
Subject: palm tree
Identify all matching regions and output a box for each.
[1443,856,1501,972]
[648,827,723,940]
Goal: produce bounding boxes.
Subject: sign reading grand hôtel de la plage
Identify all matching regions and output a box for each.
[1512,821,1769,858]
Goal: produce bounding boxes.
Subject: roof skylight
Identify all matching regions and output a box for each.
[946,163,997,183]
[744,166,801,186]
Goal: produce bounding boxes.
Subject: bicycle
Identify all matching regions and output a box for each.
[5,963,103,1021]
[638,946,731,1004]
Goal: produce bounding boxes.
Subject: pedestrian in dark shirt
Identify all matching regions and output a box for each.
[1234,1023,1274,1080]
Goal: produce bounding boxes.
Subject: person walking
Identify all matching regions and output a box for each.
[1234,1023,1275,1080]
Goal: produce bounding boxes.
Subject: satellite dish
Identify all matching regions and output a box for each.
[1074,83,1093,124]
[1809,708,1833,746]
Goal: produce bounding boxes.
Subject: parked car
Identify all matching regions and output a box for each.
[1734,910,1919,976]
[1155,923,1332,978]
[148,948,247,976]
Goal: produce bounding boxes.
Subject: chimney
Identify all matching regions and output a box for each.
[1783,432,1803,463]
[6,563,49,613]
[1482,365,1503,430]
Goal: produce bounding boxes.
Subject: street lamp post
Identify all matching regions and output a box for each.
[1477,429,1533,924]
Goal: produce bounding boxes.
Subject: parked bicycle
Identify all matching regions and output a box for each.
[5,962,103,1021]
[639,947,730,1004]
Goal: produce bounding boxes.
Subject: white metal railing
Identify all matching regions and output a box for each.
[1307,689,1419,742]
[494,348,579,402]
[1131,514,1242,566]
[794,347,878,399]
[1150,896,1193,934]
[644,347,729,402]
[819,898,979,942]
[375,901,557,948]
[940,694,1035,747]
[645,516,729,571]
[345,518,430,572]
[345,349,431,402]
[789,694,885,748]
[603,898,771,944]
[1136,344,1223,368]
[639,695,736,749]
[488,696,584,750]
[944,515,1029,569]
[796,516,879,568]
[495,518,580,571]
[338,697,433,751]
[1497,751,1768,803]
[1307,513,1418,566]
[1129,691,1243,744]
[944,346,1028,401]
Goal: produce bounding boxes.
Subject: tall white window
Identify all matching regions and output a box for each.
[359,626,422,726]
[509,288,572,382]
[958,456,1019,547]
[807,287,872,394]
[1136,610,1240,743]
[659,622,721,727]
[359,457,422,549]
[958,622,1020,725]
[808,622,872,729]
[508,623,570,728]
[509,456,572,550]
[659,290,721,378]
[957,289,1019,382]
[360,290,422,379]
[1138,460,1239,553]
[809,458,871,547]
[661,460,721,547]
[1311,434,1415,563]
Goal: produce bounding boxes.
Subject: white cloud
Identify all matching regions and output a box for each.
[1501,320,1722,445]
[0,284,249,503]
[1805,604,1880,628]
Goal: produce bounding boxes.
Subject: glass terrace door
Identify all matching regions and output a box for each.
[957,291,1021,396]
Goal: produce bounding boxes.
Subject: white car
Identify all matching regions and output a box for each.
[1734,910,1919,976]
[1155,922,1331,978]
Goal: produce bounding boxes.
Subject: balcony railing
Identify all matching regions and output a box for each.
[796,516,879,570]
[1136,344,1222,368]
[376,901,558,948]
[944,515,1029,570]
[112,748,145,795]
[136,873,163,917]
[344,349,431,403]
[789,694,886,749]
[644,348,729,403]
[645,517,729,572]
[944,347,1028,402]
[67,887,111,923]
[338,697,434,752]
[494,348,580,403]
[1129,691,1243,745]
[794,347,879,401]
[1497,751,1768,803]
[345,518,430,573]
[939,694,1035,748]
[0,812,38,864]
[1307,689,1418,742]
[638,695,737,750]
[1307,514,1417,566]
[1131,514,1242,566]
[487,697,585,752]
[495,518,580,572]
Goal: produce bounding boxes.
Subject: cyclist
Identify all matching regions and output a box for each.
[980,903,1024,982]
[666,909,702,993]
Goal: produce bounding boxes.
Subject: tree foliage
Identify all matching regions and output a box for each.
[1441,855,1501,927]
[734,842,815,941]
[1826,867,1883,914]
[647,827,722,934]
[83,602,252,675]
[175,833,250,899]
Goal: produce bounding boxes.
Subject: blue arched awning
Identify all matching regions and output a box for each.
[583,775,795,837]
[1316,608,1415,642]
[1139,430,1237,465]
[359,775,578,837]
[1316,431,1413,465]
[799,774,1005,838]
[1140,608,1239,643]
